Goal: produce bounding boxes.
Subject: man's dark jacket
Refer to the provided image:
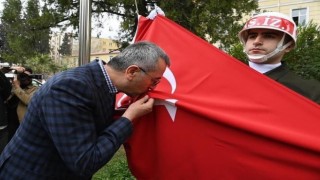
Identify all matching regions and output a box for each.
[265,63,320,104]
[0,71,11,126]
[0,60,132,179]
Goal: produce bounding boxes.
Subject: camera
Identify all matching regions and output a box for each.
[1,63,43,81]
[29,74,43,80]
[5,73,43,80]
[0,62,11,68]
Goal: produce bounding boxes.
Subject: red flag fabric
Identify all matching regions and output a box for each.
[122,15,320,179]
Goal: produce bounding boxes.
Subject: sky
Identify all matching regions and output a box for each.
[0,0,121,39]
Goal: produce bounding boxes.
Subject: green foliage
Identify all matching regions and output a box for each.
[160,0,258,50]
[24,54,67,76]
[285,22,320,80]
[59,33,72,56]
[93,147,134,180]
[16,0,258,49]
[1,0,50,64]
[1,0,259,59]
[227,42,247,64]
[25,0,50,54]
[1,0,25,63]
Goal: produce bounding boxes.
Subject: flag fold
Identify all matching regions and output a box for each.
[123,15,320,179]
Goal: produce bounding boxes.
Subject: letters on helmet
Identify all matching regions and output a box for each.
[245,16,295,35]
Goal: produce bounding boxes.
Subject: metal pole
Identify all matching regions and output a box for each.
[78,0,92,66]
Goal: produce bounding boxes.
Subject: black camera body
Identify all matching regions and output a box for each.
[4,70,43,81]
[29,74,43,80]
[1,63,43,81]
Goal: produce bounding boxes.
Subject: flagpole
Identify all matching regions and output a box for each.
[78,0,91,66]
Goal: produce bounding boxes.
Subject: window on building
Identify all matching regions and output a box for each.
[292,8,307,26]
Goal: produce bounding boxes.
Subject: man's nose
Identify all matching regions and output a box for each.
[253,35,263,45]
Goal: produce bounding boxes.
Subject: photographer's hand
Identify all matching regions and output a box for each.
[12,77,20,89]
[11,66,25,73]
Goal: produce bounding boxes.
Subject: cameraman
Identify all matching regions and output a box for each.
[6,67,38,140]
[12,67,38,122]
[0,65,12,153]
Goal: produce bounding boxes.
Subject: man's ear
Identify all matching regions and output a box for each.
[125,65,140,80]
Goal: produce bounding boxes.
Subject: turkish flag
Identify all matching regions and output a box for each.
[120,15,320,179]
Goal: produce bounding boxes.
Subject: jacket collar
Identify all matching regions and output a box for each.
[86,59,108,89]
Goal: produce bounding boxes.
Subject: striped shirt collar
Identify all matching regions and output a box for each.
[98,60,118,93]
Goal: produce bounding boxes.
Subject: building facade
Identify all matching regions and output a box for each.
[257,0,320,25]
[50,34,120,68]
[49,32,64,65]
[68,37,120,67]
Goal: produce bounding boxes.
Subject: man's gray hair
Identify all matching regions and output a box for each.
[108,41,170,71]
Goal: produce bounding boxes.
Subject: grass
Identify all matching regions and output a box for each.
[92,146,135,180]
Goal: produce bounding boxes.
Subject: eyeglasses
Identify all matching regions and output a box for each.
[138,66,161,87]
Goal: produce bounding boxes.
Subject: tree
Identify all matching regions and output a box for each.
[24,0,50,54]
[227,42,247,64]
[59,33,72,56]
[1,0,25,64]
[5,0,257,50]
[159,0,258,50]
[0,24,8,61]
[0,0,259,72]
[285,22,320,81]
[1,0,51,64]
[25,54,67,76]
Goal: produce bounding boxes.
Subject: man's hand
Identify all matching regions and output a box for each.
[122,95,154,121]
[11,66,25,73]
[12,77,20,89]
[147,5,165,20]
